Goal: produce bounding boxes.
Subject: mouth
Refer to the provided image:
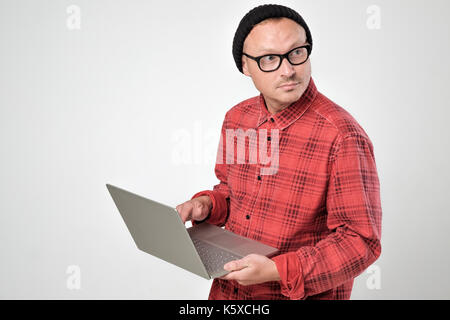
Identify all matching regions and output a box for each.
[278,82,299,90]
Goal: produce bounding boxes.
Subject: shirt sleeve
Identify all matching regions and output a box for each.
[191,113,230,227]
[272,134,382,300]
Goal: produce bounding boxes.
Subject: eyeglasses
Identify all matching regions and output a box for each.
[242,44,311,72]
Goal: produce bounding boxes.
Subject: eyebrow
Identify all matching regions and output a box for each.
[258,41,308,55]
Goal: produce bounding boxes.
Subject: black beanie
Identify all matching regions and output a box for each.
[232,4,313,73]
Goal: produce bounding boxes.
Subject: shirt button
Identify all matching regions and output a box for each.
[257,175,261,180]
[270,118,275,123]
[234,287,238,294]
[246,214,250,220]
[267,136,271,141]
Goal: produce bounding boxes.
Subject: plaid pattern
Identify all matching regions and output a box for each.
[192,77,382,300]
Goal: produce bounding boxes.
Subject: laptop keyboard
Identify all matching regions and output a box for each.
[192,238,242,277]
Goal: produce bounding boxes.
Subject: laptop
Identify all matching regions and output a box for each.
[106,184,279,279]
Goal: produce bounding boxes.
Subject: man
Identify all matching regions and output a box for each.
[176,4,382,300]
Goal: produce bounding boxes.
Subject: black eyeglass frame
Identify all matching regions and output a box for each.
[242,44,312,72]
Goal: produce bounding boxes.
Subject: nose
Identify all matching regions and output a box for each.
[279,56,295,77]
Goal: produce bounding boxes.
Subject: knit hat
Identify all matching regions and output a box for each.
[232,4,313,73]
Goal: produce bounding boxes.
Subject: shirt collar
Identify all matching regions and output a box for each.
[256,76,318,130]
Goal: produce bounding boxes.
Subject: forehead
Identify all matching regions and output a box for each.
[244,17,307,54]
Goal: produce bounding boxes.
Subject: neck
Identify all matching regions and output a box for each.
[264,98,291,115]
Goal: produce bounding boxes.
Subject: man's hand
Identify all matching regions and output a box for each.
[220,254,281,286]
[176,196,212,223]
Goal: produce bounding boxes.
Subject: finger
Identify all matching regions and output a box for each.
[182,212,191,223]
[218,274,229,280]
[175,205,184,221]
[220,271,237,281]
[220,268,250,283]
[224,259,248,272]
[177,207,190,223]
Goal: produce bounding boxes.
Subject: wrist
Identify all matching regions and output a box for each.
[204,195,213,212]
[269,259,281,282]
[200,195,213,219]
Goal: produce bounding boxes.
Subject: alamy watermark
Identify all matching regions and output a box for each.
[171,122,280,176]
[219,128,279,175]
[66,5,81,30]
[66,265,81,290]
[366,5,381,30]
[366,264,381,290]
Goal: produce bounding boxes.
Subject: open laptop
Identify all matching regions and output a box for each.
[106,184,279,279]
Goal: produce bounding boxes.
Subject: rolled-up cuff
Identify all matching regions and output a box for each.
[191,190,228,226]
[272,252,306,300]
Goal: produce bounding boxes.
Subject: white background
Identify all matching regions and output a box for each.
[1,0,449,299]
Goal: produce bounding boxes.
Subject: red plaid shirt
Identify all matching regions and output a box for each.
[191,77,382,300]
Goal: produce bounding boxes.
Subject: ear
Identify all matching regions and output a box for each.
[242,56,251,77]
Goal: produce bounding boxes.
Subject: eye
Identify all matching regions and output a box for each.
[261,55,277,62]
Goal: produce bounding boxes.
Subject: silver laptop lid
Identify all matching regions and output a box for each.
[106,184,210,279]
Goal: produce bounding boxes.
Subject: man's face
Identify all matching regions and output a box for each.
[242,18,312,113]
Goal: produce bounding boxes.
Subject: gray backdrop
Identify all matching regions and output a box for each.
[1,0,449,299]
